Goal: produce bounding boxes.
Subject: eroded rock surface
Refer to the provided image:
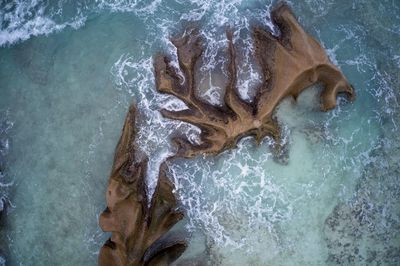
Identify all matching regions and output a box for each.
[154,3,354,158]
[99,106,186,266]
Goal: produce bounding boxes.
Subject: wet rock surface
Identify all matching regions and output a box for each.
[154,3,354,158]
[98,106,186,266]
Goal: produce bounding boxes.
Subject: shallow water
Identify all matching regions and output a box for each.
[0,0,399,265]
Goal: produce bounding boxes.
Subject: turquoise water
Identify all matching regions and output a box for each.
[0,0,399,265]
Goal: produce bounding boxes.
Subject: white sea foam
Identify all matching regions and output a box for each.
[168,137,293,251]
[96,0,162,15]
[0,0,86,47]
[0,0,165,47]
[304,0,335,17]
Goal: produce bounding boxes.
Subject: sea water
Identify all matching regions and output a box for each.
[0,0,399,265]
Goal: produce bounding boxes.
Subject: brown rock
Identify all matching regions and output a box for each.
[154,3,355,158]
[98,106,186,266]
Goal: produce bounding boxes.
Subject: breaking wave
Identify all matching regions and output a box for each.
[0,0,167,47]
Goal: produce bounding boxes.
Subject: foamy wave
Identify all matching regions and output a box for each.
[0,0,167,47]
[96,0,162,15]
[168,137,293,254]
[0,0,86,47]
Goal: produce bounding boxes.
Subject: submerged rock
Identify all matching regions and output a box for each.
[324,140,400,265]
[154,3,354,158]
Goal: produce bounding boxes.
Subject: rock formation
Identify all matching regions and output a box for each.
[99,106,187,266]
[154,3,355,158]
[99,2,357,265]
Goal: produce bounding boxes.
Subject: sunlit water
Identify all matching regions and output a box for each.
[0,0,399,265]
